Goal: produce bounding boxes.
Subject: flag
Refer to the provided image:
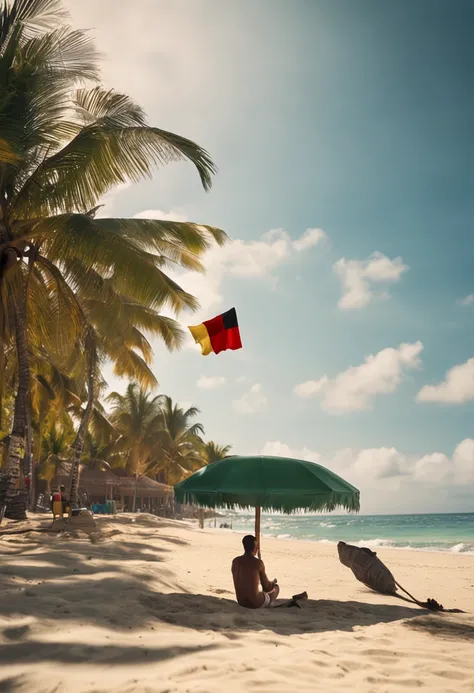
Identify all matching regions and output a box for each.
[188,308,242,356]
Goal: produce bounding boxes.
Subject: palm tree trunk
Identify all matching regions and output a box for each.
[69,331,96,508]
[132,472,138,513]
[1,298,29,522]
[26,405,35,511]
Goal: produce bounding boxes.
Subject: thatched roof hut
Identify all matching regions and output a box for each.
[51,465,172,507]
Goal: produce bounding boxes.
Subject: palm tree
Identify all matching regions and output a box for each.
[155,396,205,485]
[37,420,73,493]
[200,441,233,465]
[66,277,187,507]
[0,0,228,519]
[107,383,163,512]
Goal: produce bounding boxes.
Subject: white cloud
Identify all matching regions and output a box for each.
[457,294,474,306]
[292,228,326,252]
[233,383,267,414]
[334,251,408,310]
[126,214,325,332]
[260,438,474,497]
[260,440,321,463]
[451,439,474,484]
[293,377,328,398]
[133,209,188,222]
[351,447,407,480]
[168,226,327,320]
[97,181,133,217]
[416,358,474,404]
[218,227,325,279]
[414,440,474,485]
[196,375,227,390]
[125,214,323,326]
[294,342,423,413]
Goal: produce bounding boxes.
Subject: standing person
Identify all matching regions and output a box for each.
[231,535,280,609]
[51,487,61,512]
[59,485,69,513]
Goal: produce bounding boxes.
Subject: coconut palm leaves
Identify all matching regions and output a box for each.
[0,0,229,520]
[200,441,233,465]
[107,383,163,512]
[154,396,205,485]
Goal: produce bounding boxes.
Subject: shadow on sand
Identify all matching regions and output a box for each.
[406,614,474,641]
[140,591,428,637]
[0,642,218,667]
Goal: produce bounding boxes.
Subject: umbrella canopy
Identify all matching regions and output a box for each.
[174,455,360,513]
[174,455,359,556]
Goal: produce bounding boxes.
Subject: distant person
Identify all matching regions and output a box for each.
[231,535,280,609]
[51,487,61,512]
[59,485,69,513]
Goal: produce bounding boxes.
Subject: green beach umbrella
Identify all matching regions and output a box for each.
[174,455,360,557]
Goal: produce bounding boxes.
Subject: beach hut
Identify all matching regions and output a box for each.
[49,465,173,514]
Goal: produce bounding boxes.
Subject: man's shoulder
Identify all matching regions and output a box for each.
[232,554,261,565]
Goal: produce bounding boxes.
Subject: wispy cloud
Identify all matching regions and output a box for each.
[233,383,267,414]
[457,294,474,306]
[153,224,327,319]
[334,251,408,310]
[196,375,227,390]
[261,438,474,489]
[133,209,188,222]
[417,357,474,404]
[294,342,423,413]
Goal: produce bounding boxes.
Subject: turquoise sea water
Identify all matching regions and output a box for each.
[213,512,474,554]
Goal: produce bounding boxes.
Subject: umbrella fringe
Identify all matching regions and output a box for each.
[174,489,360,514]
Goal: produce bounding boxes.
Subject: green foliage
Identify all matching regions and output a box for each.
[0,0,231,510]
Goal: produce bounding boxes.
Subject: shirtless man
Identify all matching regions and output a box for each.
[232,535,280,609]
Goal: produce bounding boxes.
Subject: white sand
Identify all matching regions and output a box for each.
[1,513,473,693]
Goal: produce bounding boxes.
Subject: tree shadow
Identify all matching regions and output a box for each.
[0,519,190,631]
[406,614,474,641]
[0,641,218,666]
[139,592,428,637]
[0,677,25,693]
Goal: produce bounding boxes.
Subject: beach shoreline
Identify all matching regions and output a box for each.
[1,513,473,692]
[199,512,474,555]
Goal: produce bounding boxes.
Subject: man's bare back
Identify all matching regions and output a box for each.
[232,535,280,609]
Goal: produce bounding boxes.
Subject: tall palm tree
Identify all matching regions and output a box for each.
[0,0,228,519]
[66,276,186,507]
[37,420,73,493]
[155,396,205,485]
[200,441,233,465]
[107,383,163,512]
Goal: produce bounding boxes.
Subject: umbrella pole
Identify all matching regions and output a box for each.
[255,506,261,559]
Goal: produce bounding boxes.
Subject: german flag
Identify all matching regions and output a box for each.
[188,308,242,356]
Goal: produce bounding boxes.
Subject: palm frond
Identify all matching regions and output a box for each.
[30,214,201,313]
[110,348,158,389]
[13,115,217,214]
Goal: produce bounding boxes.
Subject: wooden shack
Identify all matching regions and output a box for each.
[50,466,173,514]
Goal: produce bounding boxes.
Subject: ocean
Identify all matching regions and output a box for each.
[211,512,474,554]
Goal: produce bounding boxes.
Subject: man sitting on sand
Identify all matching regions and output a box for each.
[232,535,280,609]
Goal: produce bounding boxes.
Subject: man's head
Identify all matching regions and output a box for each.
[60,485,65,492]
[242,534,257,555]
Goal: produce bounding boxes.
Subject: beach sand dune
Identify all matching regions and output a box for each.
[1,514,473,692]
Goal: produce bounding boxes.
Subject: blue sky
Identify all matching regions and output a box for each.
[66,0,473,513]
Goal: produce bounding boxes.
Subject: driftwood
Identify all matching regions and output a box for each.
[337,541,447,611]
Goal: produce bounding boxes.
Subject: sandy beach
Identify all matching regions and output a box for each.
[1,513,473,693]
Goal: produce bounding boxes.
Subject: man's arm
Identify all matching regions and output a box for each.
[258,560,274,592]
